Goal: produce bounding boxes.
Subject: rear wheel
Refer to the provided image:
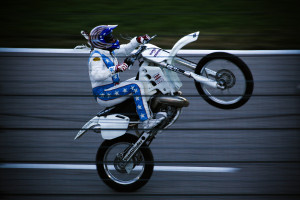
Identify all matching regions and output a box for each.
[96,133,154,192]
[195,52,254,109]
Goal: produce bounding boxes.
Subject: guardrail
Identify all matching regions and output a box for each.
[0,48,300,55]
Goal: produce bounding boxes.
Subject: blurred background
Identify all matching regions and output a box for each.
[0,0,300,199]
[0,0,300,49]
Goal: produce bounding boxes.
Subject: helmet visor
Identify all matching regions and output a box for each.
[104,32,115,43]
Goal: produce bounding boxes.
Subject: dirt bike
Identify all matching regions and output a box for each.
[74,31,254,191]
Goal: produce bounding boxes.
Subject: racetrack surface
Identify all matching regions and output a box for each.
[0,51,299,199]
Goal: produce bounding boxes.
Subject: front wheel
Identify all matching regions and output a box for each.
[96,133,154,192]
[195,52,254,109]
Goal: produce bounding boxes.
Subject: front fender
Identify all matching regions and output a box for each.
[74,114,130,140]
[167,31,199,65]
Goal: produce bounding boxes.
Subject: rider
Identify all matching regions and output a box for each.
[88,25,166,129]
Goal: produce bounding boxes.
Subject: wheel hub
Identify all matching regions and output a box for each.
[216,69,236,89]
[113,152,142,174]
[114,153,127,173]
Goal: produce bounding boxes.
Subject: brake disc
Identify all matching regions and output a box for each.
[113,152,137,174]
[216,69,236,89]
[114,153,127,173]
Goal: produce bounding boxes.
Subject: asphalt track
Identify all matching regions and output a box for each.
[0,50,299,199]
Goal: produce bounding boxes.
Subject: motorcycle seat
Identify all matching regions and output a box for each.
[96,97,140,121]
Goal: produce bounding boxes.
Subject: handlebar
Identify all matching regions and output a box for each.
[132,35,157,59]
[146,34,157,43]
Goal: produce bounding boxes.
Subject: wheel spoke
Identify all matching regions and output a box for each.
[96,123,156,191]
[103,142,145,185]
[200,59,246,104]
[194,52,253,109]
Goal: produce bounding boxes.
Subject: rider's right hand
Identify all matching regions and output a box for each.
[137,34,151,44]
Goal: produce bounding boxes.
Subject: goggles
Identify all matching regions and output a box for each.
[104,32,115,43]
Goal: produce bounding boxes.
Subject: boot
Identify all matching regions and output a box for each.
[142,112,167,130]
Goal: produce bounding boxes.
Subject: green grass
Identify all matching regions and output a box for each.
[1,0,299,49]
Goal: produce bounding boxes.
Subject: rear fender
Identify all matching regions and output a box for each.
[75,114,130,140]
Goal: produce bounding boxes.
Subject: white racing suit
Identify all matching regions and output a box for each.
[89,37,151,122]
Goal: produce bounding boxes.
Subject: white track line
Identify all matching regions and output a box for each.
[0,163,239,173]
[0,48,299,55]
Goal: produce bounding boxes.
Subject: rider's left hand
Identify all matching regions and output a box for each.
[115,63,129,72]
[124,56,135,67]
[137,34,150,44]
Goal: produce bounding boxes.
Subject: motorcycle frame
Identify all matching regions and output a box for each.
[75,31,223,142]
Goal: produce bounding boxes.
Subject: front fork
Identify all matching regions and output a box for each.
[173,56,216,78]
[153,60,225,90]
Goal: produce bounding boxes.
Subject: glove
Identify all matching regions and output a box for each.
[137,34,151,44]
[115,63,129,72]
[124,56,135,67]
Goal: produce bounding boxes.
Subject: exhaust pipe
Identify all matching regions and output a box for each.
[151,96,189,109]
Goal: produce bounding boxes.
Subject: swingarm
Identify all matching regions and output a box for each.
[122,131,151,163]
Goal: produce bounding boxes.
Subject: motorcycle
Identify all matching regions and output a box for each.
[74,31,254,191]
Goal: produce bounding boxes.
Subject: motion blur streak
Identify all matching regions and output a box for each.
[0,163,239,173]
